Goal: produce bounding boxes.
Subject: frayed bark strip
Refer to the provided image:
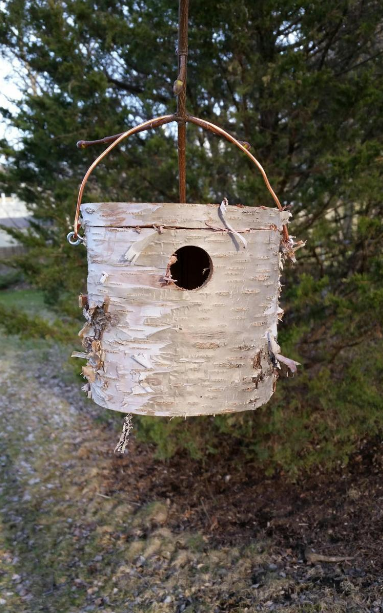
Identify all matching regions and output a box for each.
[267,332,300,374]
[124,230,158,263]
[219,198,248,249]
[114,414,133,455]
[280,235,306,263]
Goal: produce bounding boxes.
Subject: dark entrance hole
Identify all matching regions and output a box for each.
[170,246,212,290]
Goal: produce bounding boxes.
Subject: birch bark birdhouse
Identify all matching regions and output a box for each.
[75,200,292,416]
[67,0,302,423]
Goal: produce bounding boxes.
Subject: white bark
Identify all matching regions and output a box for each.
[78,202,290,416]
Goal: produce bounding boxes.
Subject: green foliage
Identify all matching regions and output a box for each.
[0,269,23,290]
[1,0,383,472]
[0,289,78,340]
[0,302,74,341]
[137,416,207,460]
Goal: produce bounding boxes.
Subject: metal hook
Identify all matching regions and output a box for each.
[67,231,84,246]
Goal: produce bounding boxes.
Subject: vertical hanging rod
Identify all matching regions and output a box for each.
[174,0,189,203]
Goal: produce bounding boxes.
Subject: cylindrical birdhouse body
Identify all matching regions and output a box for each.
[79,202,290,416]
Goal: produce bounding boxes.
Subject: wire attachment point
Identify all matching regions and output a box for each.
[67,231,84,246]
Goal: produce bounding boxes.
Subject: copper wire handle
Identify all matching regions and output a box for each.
[73,115,175,238]
[72,114,289,241]
[72,0,289,243]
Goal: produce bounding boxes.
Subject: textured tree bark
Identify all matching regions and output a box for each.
[77,202,290,416]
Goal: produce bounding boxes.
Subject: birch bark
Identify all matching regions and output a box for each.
[78,202,290,416]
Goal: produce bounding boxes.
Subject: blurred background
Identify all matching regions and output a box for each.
[0,1,383,611]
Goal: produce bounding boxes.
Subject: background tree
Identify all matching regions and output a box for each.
[1,0,383,471]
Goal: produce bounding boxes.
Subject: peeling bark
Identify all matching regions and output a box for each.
[77,202,291,416]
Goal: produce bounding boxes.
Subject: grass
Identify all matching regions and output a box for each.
[0,286,79,341]
[0,287,57,321]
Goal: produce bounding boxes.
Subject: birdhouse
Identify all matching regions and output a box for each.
[67,0,302,434]
[76,199,293,417]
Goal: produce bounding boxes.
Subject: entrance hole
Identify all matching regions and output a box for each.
[170,245,212,290]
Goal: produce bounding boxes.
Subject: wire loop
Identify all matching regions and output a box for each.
[71,115,289,241]
[67,231,84,246]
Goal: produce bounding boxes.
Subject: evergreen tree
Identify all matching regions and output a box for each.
[1,0,383,470]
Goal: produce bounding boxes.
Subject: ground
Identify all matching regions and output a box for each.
[0,308,382,611]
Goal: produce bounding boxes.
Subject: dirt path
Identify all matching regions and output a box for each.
[0,336,382,612]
